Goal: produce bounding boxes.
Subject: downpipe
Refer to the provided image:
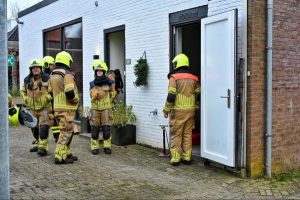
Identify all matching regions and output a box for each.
[265,0,273,178]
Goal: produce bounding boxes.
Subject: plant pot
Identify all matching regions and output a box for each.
[81,117,91,133]
[111,125,136,146]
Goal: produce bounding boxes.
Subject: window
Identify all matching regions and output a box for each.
[43,19,83,98]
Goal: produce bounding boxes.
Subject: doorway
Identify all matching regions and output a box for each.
[170,6,208,156]
[104,25,126,103]
[170,7,238,168]
[172,22,201,155]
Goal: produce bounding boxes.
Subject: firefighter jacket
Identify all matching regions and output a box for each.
[48,67,79,111]
[163,70,200,113]
[21,74,52,111]
[90,76,114,111]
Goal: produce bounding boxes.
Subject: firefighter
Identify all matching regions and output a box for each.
[89,59,116,155]
[43,56,55,73]
[43,56,60,142]
[163,54,200,166]
[21,59,52,156]
[48,51,79,164]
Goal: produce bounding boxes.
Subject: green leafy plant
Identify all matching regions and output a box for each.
[133,51,148,87]
[112,102,137,127]
[9,85,20,97]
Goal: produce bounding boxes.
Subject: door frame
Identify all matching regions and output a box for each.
[104,25,126,103]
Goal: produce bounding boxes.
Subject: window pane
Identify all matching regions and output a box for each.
[63,22,83,97]
[44,28,61,58]
[64,23,82,50]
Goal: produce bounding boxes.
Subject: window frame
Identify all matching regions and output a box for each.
[43,17,82,56]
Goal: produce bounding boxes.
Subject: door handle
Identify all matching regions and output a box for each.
[220,89,231,108]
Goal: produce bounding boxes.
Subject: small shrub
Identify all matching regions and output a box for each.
[112,101,137,127]
[133,55,148,87]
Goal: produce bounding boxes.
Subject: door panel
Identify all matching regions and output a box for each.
[201,10,236,167]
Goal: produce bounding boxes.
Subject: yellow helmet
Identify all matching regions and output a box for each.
[9,106,20,127]
[92,59,108,72]
[43,56,55,66]
[55,51,73,68]
[172,54,189,69]
[29,59,44,70]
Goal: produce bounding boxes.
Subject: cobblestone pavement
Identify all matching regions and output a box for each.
[9,126,300,199]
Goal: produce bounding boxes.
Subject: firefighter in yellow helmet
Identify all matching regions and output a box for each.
[43,55,60,142]
[48,51,79,164]
[43,56,55,73]
[163,54,200,166]
[89,59,116,155]
[21,59,52,156]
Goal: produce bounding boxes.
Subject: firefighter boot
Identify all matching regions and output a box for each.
[104,148,111,155]
[91,139,100,155]
[170,149,181,166]
[37,125,49,156]
[37,139,48,156]
[67,154,78,161]
[66,135,78,161]
[103,139,112,155]
[182,150,192,165]
[30,140,39,152]
[103,126,112,155]
[91,126,100,155]
[30,127,39,152]
[54,144,73,164]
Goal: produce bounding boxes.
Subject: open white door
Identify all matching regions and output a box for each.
[201,10,236,167]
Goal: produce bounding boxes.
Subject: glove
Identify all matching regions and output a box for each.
[45,94,52,102]
[70,96,79,104]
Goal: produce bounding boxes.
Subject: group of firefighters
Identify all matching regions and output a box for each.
[8,52,200,166]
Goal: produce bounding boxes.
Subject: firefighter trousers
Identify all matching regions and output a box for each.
[170,109,195,160]
[89,109,112,150]
[31,108,49,150]
[54,110,75,161]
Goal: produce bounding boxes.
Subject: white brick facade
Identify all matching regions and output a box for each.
[19,0,243,148]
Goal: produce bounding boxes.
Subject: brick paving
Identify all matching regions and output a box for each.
[9,126,300,199]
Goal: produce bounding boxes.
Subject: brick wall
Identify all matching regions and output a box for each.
[247,0,267,176]
[247,0,300,176]
[272,0,300,173]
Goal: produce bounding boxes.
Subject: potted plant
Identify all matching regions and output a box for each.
[111,102,137,146]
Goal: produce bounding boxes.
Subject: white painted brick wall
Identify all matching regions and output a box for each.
[19,0,243,148]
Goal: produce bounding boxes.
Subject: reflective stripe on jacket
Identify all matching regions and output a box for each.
[163,72,200,113]
[21,76,51,111]
[48,68,79,111]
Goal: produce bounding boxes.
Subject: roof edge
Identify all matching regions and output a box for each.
[8,25,18,40]
[18,0,58,18]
